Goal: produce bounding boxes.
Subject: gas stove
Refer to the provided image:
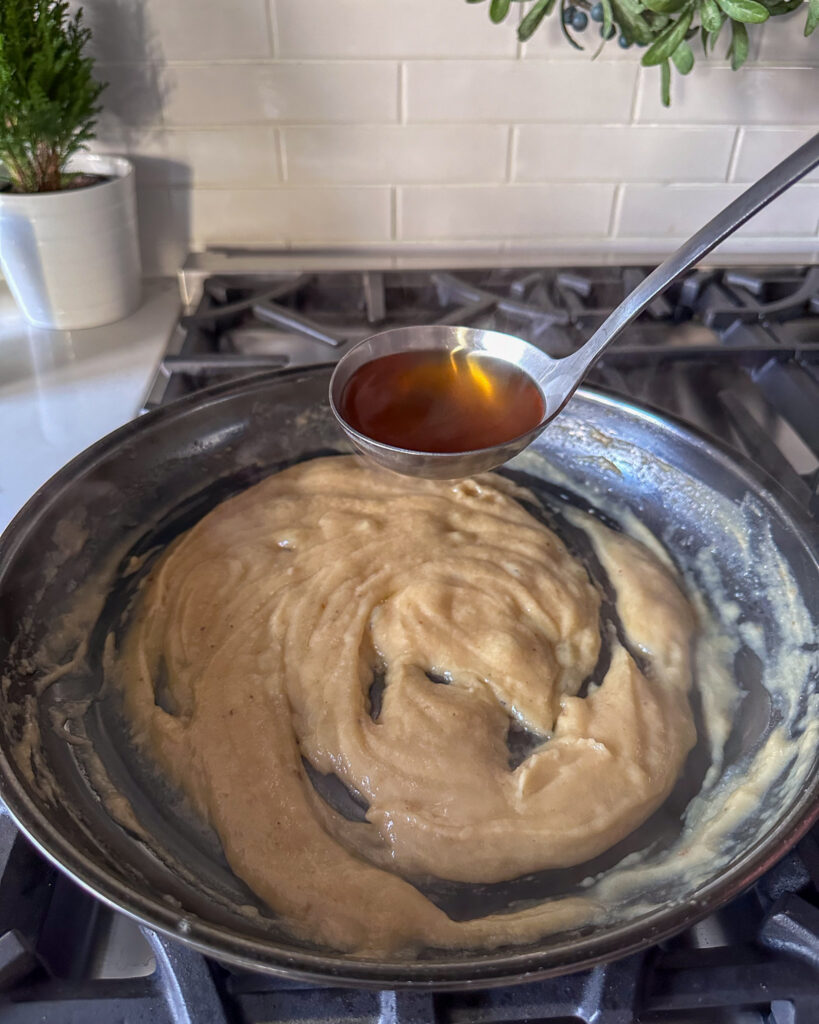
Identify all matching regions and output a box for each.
[1,254,818,1022]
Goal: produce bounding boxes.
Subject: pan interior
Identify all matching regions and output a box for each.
[0,367,817,984]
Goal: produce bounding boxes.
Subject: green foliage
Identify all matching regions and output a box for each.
[642,8,694,63]
[0,0,105,193]
[600,0,615,37]
[672,37,696,70]
[716,0,769,22]
[807,0,819,34]
[699,0,725,33]
[519,0,559,39]
[643,0,689,16]
[611,0,655,44]
[660,56,671,104]
[728,18,750,66]
[466,0,816,104]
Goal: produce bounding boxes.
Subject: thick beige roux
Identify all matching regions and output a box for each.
[116,457,696,954]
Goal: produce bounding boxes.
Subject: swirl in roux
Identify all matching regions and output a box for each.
[117,456,696,954]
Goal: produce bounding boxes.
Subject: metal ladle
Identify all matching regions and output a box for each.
[330,132,819,479]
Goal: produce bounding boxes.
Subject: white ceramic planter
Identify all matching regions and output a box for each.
[0,153,141,329]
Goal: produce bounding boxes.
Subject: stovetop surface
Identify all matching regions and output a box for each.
[3,262,818,1022]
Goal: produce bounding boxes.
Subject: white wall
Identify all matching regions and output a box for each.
[82,0,819,273]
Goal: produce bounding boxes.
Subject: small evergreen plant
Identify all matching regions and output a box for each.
[0,0,105,193]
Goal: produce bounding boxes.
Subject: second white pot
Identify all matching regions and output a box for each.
[0,153,142,330]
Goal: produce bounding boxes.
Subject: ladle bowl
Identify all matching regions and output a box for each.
[328,324,554,478]
[330,131,819,479]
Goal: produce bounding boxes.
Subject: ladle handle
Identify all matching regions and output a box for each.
[560,131,819,381]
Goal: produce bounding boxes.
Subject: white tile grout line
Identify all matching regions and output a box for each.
[104,121,819,134]
[266,0,279,59]
[391,187,400,241]
[628,67,643,124]
[398,63,407,124]
[726,126,744,183]
[138,181,819,193]
[626,65,647,124]
[93,56,819,68]
[139,221,819,249]
[144,63,167,131]
[506,126,517,183]
[749,17,765,62]
[275,128,288,182]
[608,183,625,237]
[161,118,656,129]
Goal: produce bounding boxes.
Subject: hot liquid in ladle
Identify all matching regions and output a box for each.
[330,132,819,480]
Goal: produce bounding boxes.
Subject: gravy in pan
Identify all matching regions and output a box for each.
[115,456,696,954]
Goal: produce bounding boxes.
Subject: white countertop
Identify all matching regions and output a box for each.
[0,279,180,534]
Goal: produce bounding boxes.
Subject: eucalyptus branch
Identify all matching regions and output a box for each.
[467,0,816,105]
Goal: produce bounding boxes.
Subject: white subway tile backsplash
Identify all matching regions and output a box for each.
[81,0,270,62]
[148,0,271,60]
[162,62,399,126]
[618,184,819,237]
[75,0,818,262]
[398,184,615,240]
[733,129,819,183]
[274,0,517,58]
[515,126,735,182]
[636,65,819,124]
[174,128,281,186]
[757,9,819,63]
[110,128,281,187]
[188,187,393,244]
[136,188,190,275]
[282,125,507,184]
[95,63,165,134]
[76,0,153,64]
[405,61,638,123]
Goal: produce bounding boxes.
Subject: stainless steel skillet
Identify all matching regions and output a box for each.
[0,366,816,989]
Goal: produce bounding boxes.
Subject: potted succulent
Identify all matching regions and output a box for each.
[0,0,141,330]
